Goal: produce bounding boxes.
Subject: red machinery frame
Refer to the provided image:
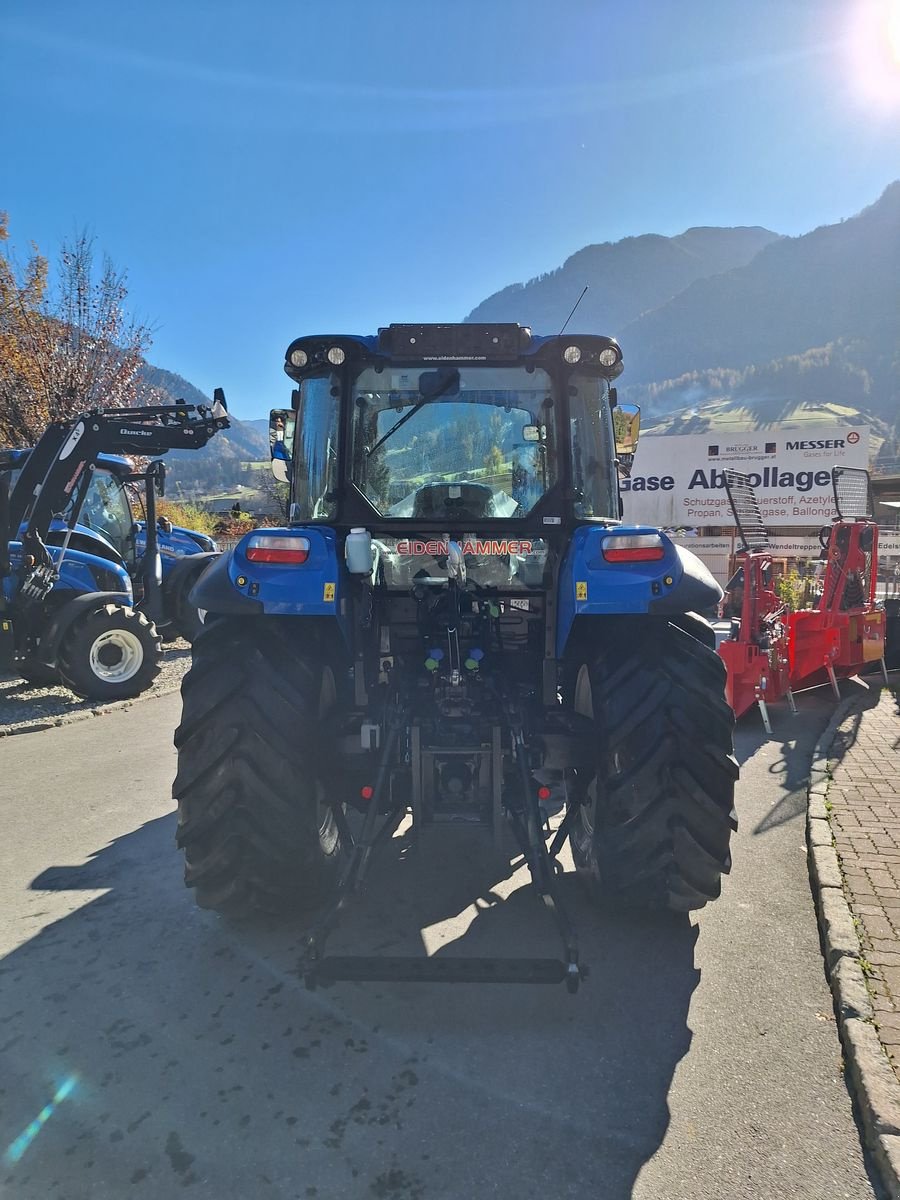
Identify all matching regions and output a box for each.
[788,467,887,696]
[718,471,794,732]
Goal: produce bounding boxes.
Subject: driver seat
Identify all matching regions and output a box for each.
[412,482,496,520]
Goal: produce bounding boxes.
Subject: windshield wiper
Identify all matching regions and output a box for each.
[365,369,460,457]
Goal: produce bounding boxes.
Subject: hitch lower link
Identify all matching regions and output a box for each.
[300,705,587,993]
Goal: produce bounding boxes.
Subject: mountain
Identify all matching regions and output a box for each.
[137,363,268,498]
[618,182,900,407]
[463,182,900,438]
[465,226,781,335]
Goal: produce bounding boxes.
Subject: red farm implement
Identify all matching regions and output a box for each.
[718,471,794,733]
[788,466,888,696]
[720,466,889,729]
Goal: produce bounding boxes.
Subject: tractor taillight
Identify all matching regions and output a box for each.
[245,535,310,564]
[602,534,666,563]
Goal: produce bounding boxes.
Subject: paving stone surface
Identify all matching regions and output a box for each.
[828,686,900,1071]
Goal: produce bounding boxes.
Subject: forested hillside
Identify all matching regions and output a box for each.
[465,182,900,446]
[138,363,268,498]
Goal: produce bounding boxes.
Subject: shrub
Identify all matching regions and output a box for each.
[154,499,219,536]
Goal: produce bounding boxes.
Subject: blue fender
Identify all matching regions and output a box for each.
[190,527,348,640]
[556,526,722,658]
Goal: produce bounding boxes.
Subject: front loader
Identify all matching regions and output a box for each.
[0,398,228,699]
[175,325,738,990]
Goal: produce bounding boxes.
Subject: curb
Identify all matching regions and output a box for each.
[0,675,183,738]
[808,686,900,1198]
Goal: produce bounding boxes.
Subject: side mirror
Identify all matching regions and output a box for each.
[269,408,295,483]
[613,403,641,456]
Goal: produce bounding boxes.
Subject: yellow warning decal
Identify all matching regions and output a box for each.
[323,582,336,602]
[576,581,587,601]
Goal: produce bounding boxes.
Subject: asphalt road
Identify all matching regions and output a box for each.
[0,685,882,1199]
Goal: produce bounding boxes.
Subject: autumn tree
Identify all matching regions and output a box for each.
[0,213,155,445]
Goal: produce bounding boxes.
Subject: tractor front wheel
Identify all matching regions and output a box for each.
[58,604,163,701]
[566,618,738,911]
[173,617,344,918]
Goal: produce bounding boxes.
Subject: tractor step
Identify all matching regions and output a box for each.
[308,955,579,987]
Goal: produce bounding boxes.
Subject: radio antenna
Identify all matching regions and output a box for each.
[559,286,588,337]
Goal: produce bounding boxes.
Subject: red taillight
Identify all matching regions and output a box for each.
[245,535,310,564]
[601,534,666,563]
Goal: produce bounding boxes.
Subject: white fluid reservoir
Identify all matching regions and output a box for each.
[345,527,374,574]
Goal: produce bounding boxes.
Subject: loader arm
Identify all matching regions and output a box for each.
[9,401,229,562]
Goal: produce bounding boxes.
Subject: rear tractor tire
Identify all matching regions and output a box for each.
[169,560,211,643]
[58,603,163,701]
[173,617,344,918]
[18,657,61,687]
[566,618,738,911]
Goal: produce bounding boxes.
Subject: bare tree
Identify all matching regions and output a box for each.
[0,213,155,444]
[256,469,291,521]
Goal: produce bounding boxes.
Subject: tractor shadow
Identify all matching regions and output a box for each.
[732,677,878,837]
[1,813,699,1200]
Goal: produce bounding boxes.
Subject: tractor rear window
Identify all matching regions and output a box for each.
[350,364,557,519]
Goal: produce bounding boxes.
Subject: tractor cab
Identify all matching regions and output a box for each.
[59,455,139,571]
[268,325,637,599]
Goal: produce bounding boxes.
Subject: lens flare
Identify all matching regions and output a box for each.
[847,0,900,109]
[4,1076,78,1165]
[889,0,900,61]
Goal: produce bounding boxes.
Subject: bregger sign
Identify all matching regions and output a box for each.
[621,425,870,528]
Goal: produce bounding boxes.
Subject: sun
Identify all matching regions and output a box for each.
[889,0,900,62]
[847,0,900,109]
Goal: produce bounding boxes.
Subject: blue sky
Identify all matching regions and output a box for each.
[2,0,899,421]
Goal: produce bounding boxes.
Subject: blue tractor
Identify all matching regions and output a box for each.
[0,399,228,699]
[82,454,219,643]
[5,451,220,651]
[176,326,738,990]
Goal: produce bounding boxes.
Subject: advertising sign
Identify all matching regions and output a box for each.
[621,425,870,528]
[669,533,900,586]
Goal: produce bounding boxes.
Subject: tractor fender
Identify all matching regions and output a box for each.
[163,551,218,614]
[556,527,722,657]
[36,591,132,666]
[190,529,347,636]
[647,546,722,617]
[189,549,264,615]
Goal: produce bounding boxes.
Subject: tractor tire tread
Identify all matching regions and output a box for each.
[571,618,737,911]
[174,617,342,918]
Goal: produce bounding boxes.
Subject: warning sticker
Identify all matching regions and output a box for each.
[575,581,587,601]
[323,583,335,602]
